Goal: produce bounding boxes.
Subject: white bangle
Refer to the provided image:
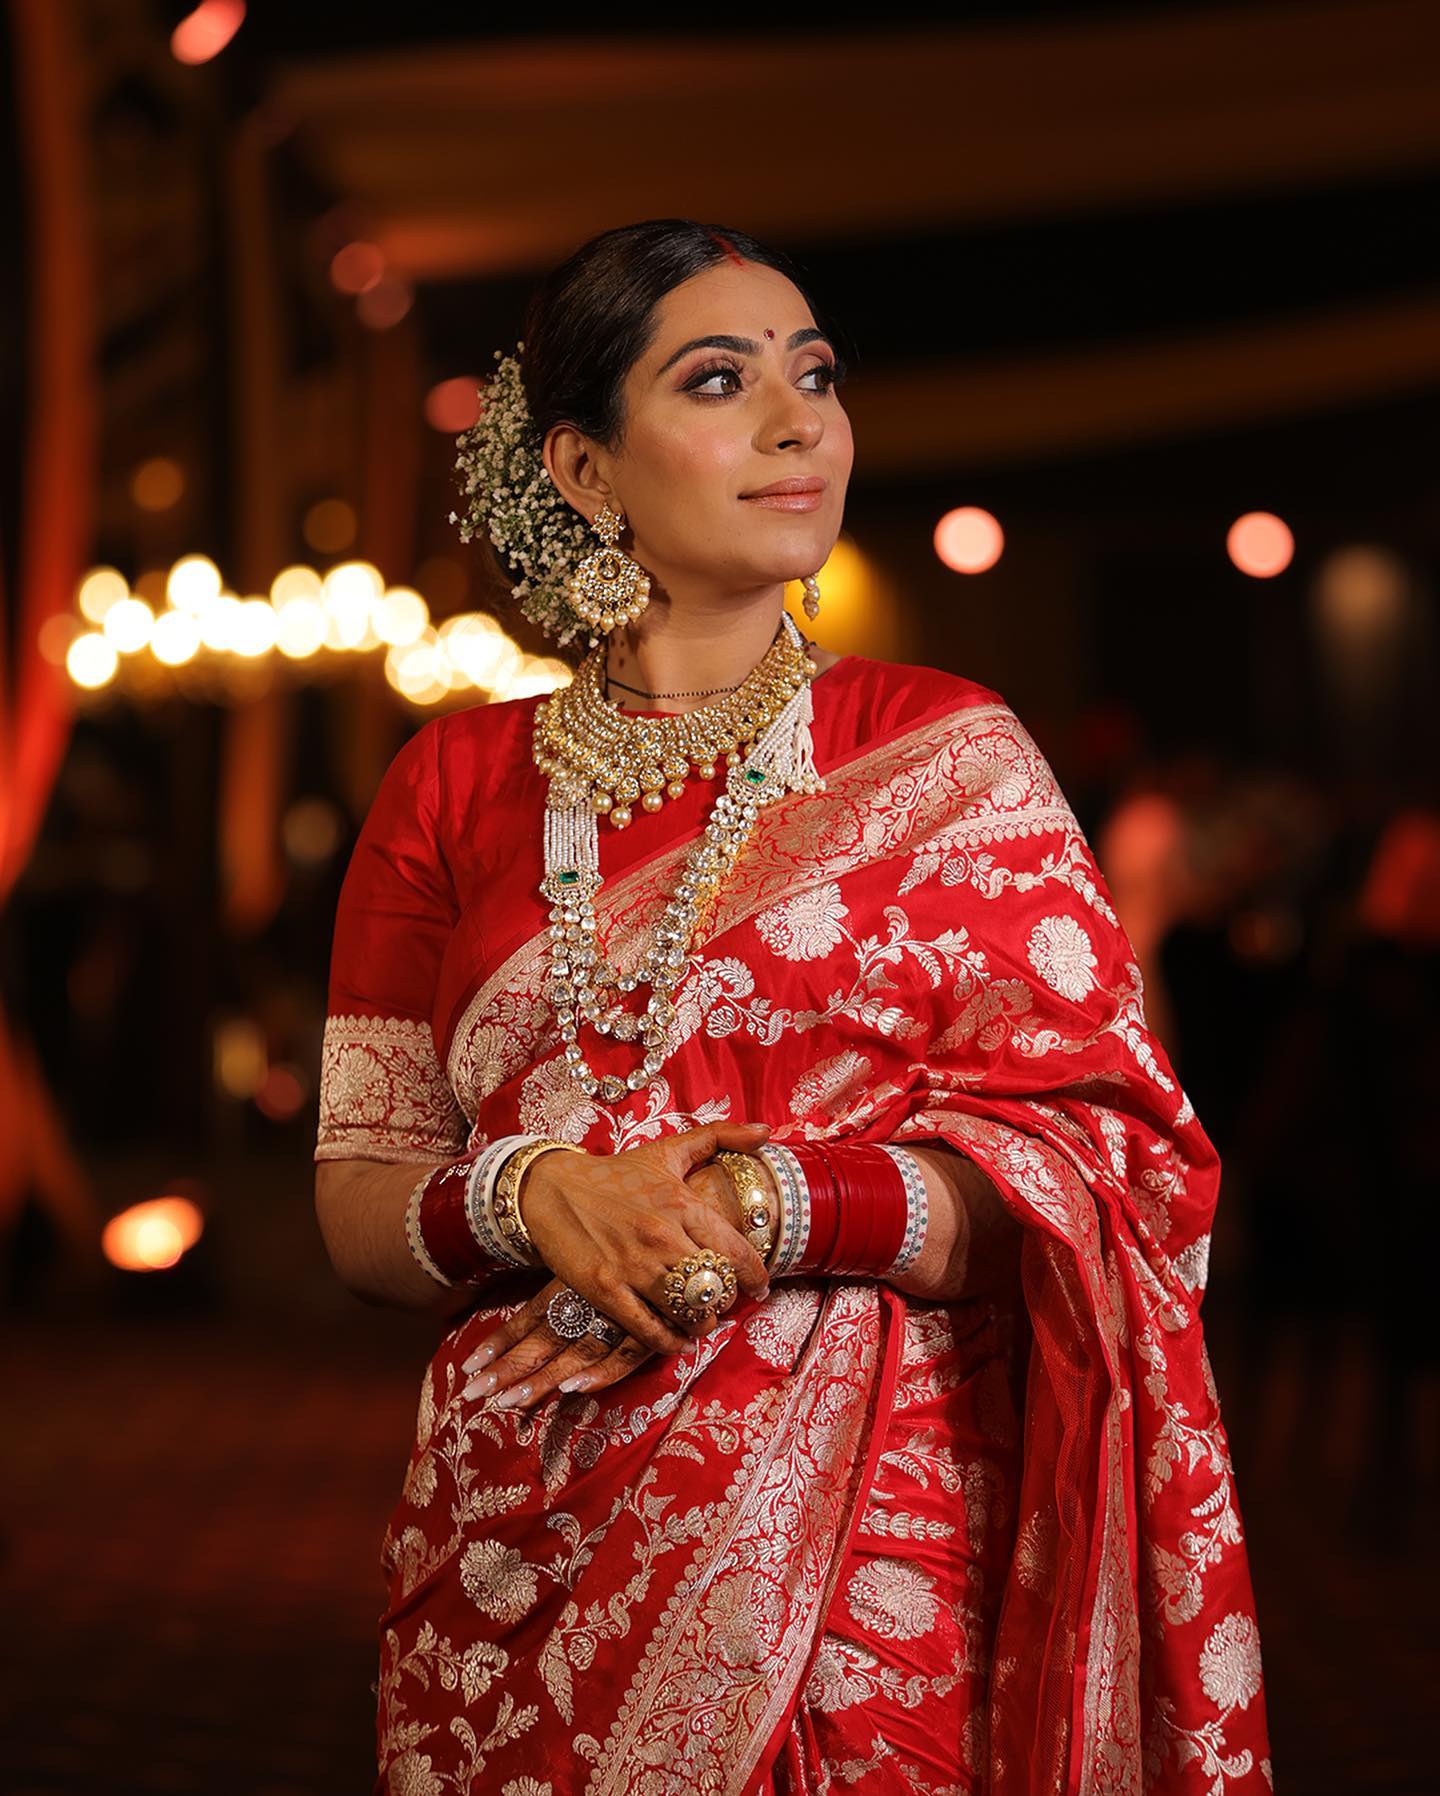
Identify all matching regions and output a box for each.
[404,1170,457,1289]
[758,1143,810,1277]
[465,1133,535,1268]
[877,1144,929,1275]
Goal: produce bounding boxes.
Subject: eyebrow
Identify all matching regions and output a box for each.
[655,327,832,377]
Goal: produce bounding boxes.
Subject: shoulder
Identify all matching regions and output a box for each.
[829,652,1011,743]
[422,690,547,799]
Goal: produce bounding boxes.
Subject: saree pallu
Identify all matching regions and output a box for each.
[316,654,1272,1796]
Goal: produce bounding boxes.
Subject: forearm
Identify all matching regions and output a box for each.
[314,1157,493,1319]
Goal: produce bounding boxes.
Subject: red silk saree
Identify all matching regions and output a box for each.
[316,653,1272,1796]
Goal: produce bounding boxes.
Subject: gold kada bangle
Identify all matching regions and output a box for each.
[491,1138,584,1265]
[716,1149,777,1267]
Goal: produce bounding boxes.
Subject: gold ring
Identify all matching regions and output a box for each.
[661,1249,737,1325]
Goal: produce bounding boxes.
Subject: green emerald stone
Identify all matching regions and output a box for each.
[743,768,766,784]
[557,869,580,885]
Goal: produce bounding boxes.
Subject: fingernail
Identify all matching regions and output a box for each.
[464,1343,496,1372]
[757,1286,770,1301]
[491,1384,529,1408]
[558,1374,591,1393]
[462,1372,496,1401]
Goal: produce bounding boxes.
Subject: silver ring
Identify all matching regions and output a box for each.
[545,1286,598,1341]
[587,1313,625,1348]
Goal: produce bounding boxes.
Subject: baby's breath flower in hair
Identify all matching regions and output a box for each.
[448,341,595,648]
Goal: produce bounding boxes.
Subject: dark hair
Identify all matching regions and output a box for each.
[519,218,854,454]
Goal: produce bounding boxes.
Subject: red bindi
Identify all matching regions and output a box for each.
[764,328,774,339]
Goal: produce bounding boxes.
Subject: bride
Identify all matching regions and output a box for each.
[313,218,1271,1795]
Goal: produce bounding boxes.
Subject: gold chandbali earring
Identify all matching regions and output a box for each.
[801,574,821,620]
[565,503,651,642]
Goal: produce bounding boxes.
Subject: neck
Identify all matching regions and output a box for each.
[601,583,797,714]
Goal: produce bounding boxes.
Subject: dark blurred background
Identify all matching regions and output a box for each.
[2,3,1438,1792]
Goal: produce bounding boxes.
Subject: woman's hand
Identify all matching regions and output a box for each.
[459,1126,769,1410]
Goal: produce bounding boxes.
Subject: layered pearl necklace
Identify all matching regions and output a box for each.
[532,610,828,1106]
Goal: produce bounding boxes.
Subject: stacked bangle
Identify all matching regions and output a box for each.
[752,1140,929,1280]
[491,1137,584,1264]
[404,1133,586,1289]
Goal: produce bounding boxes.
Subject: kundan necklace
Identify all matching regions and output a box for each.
[532,609,827,1106]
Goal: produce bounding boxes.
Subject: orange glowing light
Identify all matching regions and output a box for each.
[425,378,482,434]
[131,457,185,512]
[303,498,356,554]
[102,1197,205,1272]
[255,1063,307,1122]
[933,507,1004,574]
[330,242,385,296]
[170,0,246,66]
[1227,511,1294,578]
[356,276,414,331]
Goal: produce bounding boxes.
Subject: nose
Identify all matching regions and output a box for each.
[761,380,825,452]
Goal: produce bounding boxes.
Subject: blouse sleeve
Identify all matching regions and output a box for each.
[314,717,470,1165]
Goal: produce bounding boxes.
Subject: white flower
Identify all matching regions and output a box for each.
[1198,1611,1263,1712]
[461,1538,540,1623]
[845,1557,939,1641]
[755,881,847,960]
[1027,914,1099,1000]
[389,1750,444,1796]
[451,344,594,647]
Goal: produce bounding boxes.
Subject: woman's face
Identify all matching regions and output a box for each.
[578,261,853,598]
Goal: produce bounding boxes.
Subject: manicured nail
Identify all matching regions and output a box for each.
[462,1372,496,1401]
[558,1374,592,1393]
[463,1343,496,1373]
[757,1286,770,1301]
[491,1384,529,1408]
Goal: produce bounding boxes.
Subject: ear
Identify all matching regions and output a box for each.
[542,422,618,528]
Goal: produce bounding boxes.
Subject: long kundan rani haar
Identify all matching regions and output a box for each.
[532,609,827,1106]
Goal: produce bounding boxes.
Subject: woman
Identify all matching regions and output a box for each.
[314,220,1271,1795]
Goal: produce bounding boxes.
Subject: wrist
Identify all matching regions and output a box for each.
[757,1141,927,1279]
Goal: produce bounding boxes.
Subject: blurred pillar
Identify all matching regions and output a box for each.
[0,0,98,1242]
[219,109,291,935]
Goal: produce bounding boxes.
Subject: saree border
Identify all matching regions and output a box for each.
[578,1282,888,1795]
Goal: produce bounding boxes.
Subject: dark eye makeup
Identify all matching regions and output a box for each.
[682,355,847,399]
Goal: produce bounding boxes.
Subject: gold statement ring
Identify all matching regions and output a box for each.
[661,1249,738,1325]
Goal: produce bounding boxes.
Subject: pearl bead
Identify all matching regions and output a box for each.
[642,791,664,813]
[610,806,632,828]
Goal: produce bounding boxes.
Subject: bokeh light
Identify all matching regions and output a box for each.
[103,597,155,655]
[356,276,414,330]
[425,377,482,433]
[374,587,430,646]
[214,1017,267,1099]
[66,632,120,689]
[170,0,245,66]
[151,610,203,666]
[130,456,186,511]
[1227,510,1294,578]
[77,567,129,625]
[102,1196,205,1271]
[934,507,1005,574]
[303,498,357,554]
[167,555,223,613]
[330,241,385,295]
